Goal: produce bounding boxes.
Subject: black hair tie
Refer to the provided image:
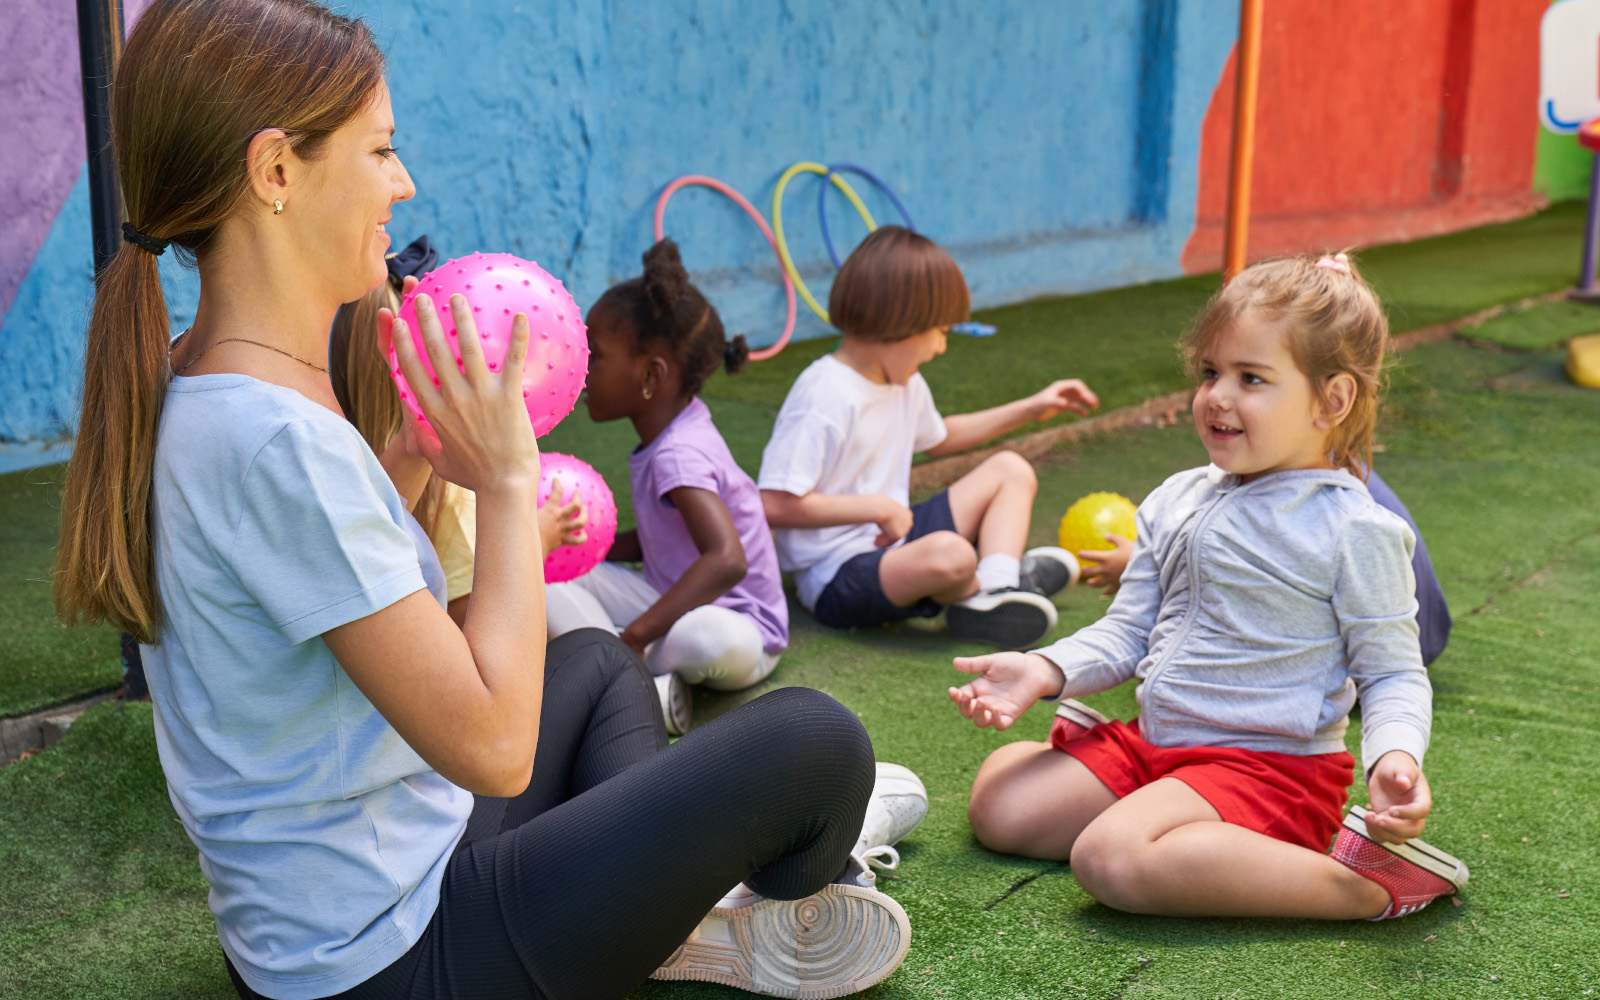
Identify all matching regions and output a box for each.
[121,222,170,256]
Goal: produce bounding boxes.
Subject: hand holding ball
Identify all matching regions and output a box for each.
[389,253,589,436]
[1058,492,1138,567]
[538,453,618,583]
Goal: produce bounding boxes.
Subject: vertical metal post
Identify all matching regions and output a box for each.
[1579,152,1600,296]
[77,0,125,277]
[1223,0,1265,283]
[77,0,148,698]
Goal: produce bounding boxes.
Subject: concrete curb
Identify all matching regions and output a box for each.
[0,690,117,767]
[908,288,1572,493]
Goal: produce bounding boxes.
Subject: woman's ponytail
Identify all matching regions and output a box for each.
[55,243,172,642]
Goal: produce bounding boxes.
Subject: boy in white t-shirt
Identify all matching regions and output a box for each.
[758,227,1097,649]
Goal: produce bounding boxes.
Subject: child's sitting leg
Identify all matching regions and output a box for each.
[877,451,1076,646]
[548,564,777,713]
[969,726,1461,920]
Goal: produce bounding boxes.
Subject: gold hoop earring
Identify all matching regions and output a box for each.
[642,386,653,401]
[273,200,284,215]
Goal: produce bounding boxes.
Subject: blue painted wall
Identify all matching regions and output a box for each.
[0,0,1238,465]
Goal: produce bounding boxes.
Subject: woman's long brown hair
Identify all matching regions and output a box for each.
[55,0,385,642]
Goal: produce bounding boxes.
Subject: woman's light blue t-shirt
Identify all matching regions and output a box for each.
[143,374,471,1000]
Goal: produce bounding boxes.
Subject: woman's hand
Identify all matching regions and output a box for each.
[949,651,1065,730]
[537,479,588,560]
[379,291,539,492]
[1079,533,1134,594]
[1364,751,1431,844]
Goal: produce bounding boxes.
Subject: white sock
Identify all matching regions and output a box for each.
[975,553,1021,592]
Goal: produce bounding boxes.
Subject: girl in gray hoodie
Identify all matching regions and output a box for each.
[950,254,1467,922]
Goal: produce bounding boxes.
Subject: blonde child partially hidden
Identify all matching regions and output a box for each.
[950,253,1468,922]
[329,235,586,627]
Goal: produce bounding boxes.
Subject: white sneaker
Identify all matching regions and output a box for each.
[653,855,911,998]
[854,763,928,872]
[655,672,691,737]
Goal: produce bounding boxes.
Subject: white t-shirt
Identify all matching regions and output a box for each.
[757,354,947,609]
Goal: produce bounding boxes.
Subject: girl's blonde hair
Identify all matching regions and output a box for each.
[328,281,449,537]
[1183,254,1387,478]
[54,0,386,643]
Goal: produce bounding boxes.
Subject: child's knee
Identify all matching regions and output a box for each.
[923,531,979,586]
[968,785,1028,853]
[1069,821,1149,910]
[966,747,1037,851]
[983,450,1036,491]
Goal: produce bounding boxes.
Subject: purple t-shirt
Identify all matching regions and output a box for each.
[630,398,789,654]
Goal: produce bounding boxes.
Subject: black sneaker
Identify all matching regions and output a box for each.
[945,588,1057,649]
[1020,547,1080,598]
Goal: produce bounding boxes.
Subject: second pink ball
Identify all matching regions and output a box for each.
[538,452,618,584]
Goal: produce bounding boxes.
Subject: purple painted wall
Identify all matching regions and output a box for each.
[0,0,89,320]
[0,0,153,322]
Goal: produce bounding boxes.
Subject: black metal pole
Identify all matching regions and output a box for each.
[76,0,124,277]
[78,0,148,699]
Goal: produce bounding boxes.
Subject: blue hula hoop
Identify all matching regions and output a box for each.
[818,163,917,268]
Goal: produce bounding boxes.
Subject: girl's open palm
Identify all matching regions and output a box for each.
[949,652,1062,731]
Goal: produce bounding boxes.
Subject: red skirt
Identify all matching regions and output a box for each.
[1050,716,1354,853]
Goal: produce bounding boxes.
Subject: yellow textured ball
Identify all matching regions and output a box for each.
[1568,332,1600,388]
[1058,492,1138,567]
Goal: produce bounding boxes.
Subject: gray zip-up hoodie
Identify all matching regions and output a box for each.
[1039,465,1431,775]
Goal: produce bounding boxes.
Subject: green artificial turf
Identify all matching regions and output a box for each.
[0,465,121,717]
[4,335,1598,999]
[1461,299,1600,352]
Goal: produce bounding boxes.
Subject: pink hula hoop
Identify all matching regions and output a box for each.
[653,175,797,362]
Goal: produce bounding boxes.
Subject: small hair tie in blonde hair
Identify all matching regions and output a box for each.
[1315,252,1351,274]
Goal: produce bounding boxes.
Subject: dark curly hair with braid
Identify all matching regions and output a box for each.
[590,240,748,398]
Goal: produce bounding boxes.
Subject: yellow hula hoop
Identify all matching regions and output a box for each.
[771,162,876,323]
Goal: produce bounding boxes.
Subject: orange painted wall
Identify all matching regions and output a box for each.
[1183,0,1547,273]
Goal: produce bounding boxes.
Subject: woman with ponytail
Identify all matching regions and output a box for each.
[53,3,906,998]
[546,240,789,737]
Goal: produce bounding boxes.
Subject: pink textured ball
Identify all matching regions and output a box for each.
[390,252,589,437]
[538,453,618,584]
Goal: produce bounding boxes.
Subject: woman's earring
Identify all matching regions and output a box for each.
[273,199,284,216]
[642,386,653,401]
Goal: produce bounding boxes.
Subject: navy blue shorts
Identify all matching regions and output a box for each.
[812,491,960,630]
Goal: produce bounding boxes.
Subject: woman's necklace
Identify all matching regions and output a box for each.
[172,335,329,376]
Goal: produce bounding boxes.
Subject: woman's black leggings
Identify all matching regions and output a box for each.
[227,628,875,1000]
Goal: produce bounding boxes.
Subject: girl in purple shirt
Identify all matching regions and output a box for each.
[546,240,788,734]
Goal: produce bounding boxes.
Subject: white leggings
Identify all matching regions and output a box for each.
[545,563,780,691]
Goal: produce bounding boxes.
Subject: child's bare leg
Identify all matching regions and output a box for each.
[967,741,1118,860]
[1071,778,1390,919]
[879,531,979,606]
[947,451,1036,559]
